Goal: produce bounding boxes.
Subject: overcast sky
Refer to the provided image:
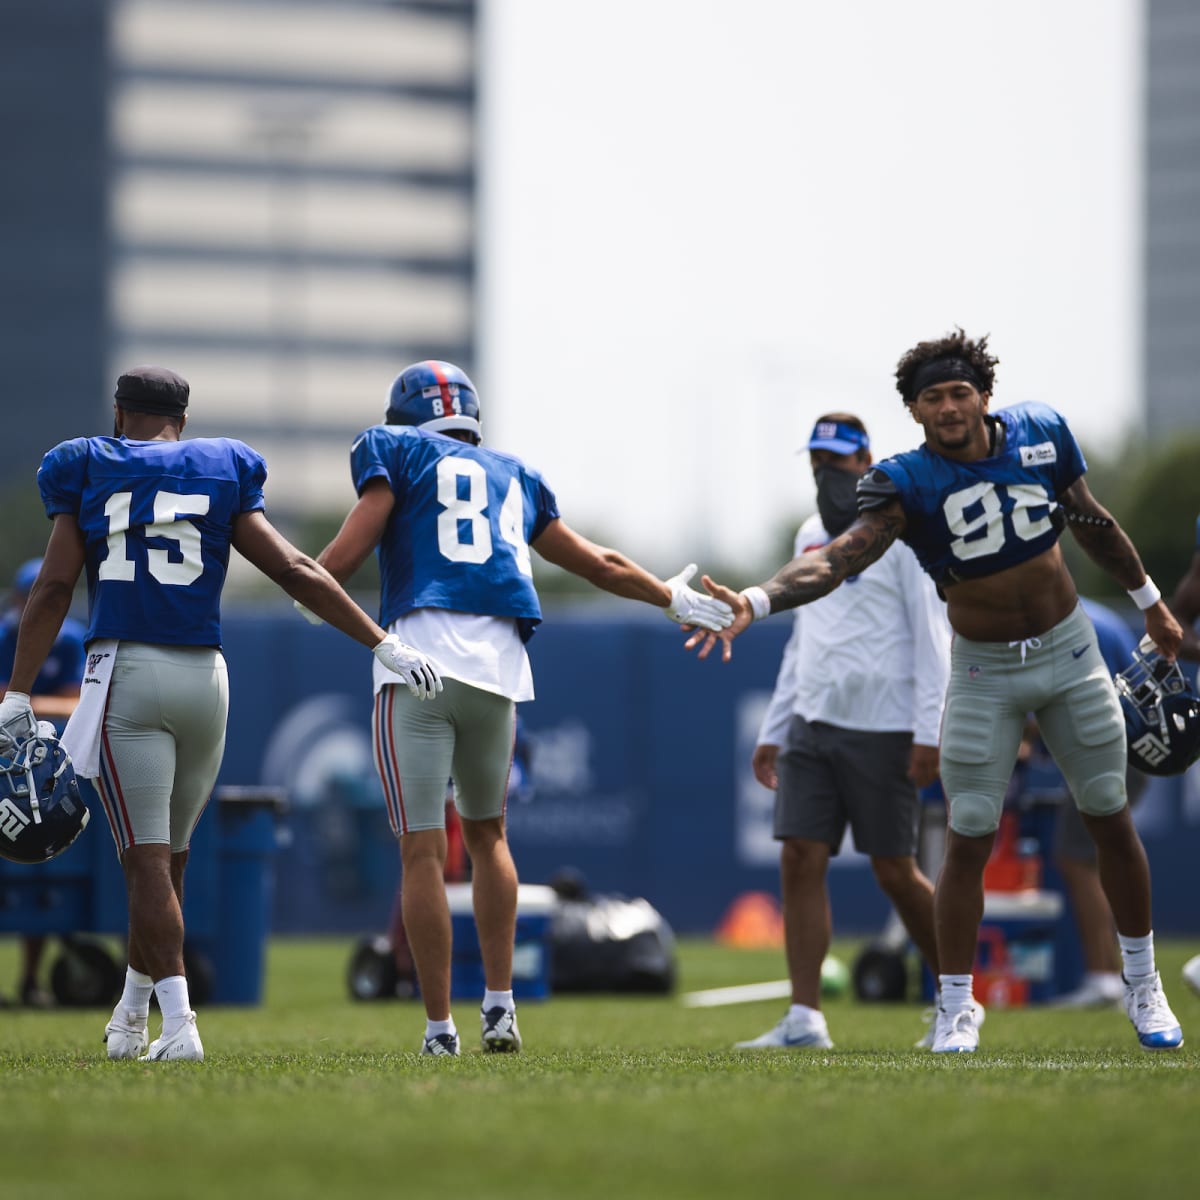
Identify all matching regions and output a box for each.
[478,0,1142,574]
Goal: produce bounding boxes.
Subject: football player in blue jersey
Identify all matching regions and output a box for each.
[312,359,732,1057]
[688,329,1184,1053]
[0,366,442,1063]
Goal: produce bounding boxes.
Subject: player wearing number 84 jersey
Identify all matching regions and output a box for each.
[316,359,732,1056]
[2,366,438,1065]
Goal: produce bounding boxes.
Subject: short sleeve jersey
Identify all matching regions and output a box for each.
[351,425,559,639]
[37,436,267,646]
[872,401,1086,586]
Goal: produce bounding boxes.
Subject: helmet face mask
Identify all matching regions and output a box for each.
[385,360,481,443]
[0,726,90,864]
[1115,645,1200,777]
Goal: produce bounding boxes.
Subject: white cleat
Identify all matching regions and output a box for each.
[139,1011,204,1062]
[930,1006,980,1053]
[735,1010,833,1050]
[1123,972,1183,1051]
[916,1000,986,1049]
[104,1009,149,1061]
[481,1006,522,1053]
[420,1032,461,1057]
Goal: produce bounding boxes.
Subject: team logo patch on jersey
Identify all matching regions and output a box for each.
[1020,442,1057,466]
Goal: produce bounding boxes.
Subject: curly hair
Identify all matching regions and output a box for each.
[894,328,998,404]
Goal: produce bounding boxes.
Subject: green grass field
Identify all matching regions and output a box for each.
[1,935,1197,1200]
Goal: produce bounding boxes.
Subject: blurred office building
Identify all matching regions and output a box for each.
[1144,0,1200,437]
[0,0,477,519]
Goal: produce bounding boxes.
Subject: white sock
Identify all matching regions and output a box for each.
[939,975,974,1013]
[788,1004,823,1023]
[426,1017,457,1039]
[483,989,514,1013]
[154,975,192,1036]
[1118,932,1156,980]
[117,967,153,1023]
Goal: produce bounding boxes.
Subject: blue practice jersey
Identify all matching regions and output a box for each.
[0,611,86,694]
[351,425,559,639]
[37,436,267,647]
[873,401,1086,586]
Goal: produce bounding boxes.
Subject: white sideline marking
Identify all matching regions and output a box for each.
[681,980,792,1008]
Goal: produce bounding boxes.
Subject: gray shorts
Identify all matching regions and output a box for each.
[97,643,228,853]
[372,677,516,835]
[774,716,921,858]
[941,604,1128,838]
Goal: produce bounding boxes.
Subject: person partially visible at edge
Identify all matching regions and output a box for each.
[310,359,732,1057]
[0,366,441,1063]
[0,557,87,1007]
[1169,511,1200,662]
[1168,511,1200,999]
[686,328,1184,1054]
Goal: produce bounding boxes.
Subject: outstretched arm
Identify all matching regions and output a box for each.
[531,518,731,630]
[233,510,388,649]
[686,503,906,661]
[1059,476,1182,657]
[234,509,441,699]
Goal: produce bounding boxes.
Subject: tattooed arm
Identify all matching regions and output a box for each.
[684,503,906,662]
[1059,476,1182,657]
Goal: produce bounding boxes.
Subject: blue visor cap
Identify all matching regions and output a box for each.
[806,420,869,455]
[13,559,42,595]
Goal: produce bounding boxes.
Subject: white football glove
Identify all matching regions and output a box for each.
[662,563,734,632]
[0,691,36,754]
[293,599,323,626]
[373,635,443,701]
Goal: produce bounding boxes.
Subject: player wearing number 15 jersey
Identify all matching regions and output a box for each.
[687,329,1183,1055]
[315,359,733,1058]
[0,366,438,1065]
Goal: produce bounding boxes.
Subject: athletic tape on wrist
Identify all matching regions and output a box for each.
[1127,577,1161,611]
[741,586,771,622]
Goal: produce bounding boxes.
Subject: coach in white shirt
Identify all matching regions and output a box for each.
[736,413,952,1052]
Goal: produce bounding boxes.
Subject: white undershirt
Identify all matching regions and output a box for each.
[371,608,534,702]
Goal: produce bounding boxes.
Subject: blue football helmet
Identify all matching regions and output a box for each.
[1115,642,1200,777]
[0,720,90,864]
[385,360,481,442]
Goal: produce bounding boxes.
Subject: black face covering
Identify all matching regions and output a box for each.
[814,465,861,536]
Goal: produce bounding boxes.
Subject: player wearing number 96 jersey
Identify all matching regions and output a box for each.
[1,366,437,1065]
[868,399,1086,588]
[315,359,733,1057]
[688,329,1184,1054]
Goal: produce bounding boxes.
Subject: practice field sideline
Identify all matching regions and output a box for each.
[0,937,1196,1200]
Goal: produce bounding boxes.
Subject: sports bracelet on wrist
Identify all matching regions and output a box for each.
[1127,577,1161,611]
[741,586,771,622]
